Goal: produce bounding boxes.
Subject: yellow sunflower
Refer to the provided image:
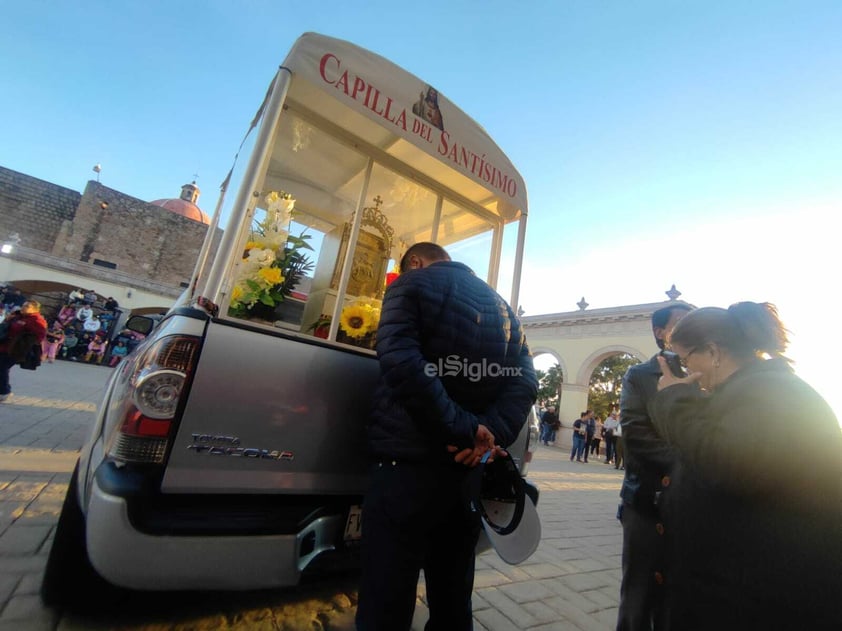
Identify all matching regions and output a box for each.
[340,304,375,338]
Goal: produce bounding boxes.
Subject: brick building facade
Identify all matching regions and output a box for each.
[0,166,81,253]
[0,165,221,291]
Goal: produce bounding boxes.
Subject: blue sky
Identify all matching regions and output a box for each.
[2,1,840,418]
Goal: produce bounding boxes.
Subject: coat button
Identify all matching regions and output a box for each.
[661,475,671,487]
[654,571,664,585]
[655,523,665,535]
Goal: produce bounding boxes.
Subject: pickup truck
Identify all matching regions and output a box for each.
[42,32,538,606]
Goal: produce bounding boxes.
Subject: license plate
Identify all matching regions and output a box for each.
[344,504,363,541]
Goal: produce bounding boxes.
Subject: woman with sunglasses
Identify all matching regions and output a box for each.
[650,301,841,630]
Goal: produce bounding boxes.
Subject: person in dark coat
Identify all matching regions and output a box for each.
[540,405,559,445]
[355,242,537,631]
[616,302,692,630]
[583,410,596,462]
[570,411,588,462]
[0,300,47,402]
[3,287,26,310]
[651,302,842,630]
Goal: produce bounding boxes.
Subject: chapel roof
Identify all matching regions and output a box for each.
[149,181,210,225]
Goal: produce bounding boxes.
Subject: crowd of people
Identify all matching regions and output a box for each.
[44,289,124,364]
[1,285,143,368]
[537,405,624,468]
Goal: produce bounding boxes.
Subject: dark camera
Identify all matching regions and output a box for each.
[660,350,685,378]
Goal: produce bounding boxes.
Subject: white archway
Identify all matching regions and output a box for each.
[522,300,692,425]
[576,344,648,385]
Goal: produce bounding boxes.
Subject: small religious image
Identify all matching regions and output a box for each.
[412,85,445,131]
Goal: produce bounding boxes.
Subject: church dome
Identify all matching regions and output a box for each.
[149,182,210,225]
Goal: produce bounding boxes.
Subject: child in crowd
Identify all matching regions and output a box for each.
[83,335,107,364]
[75,304,93,323]
[108,340,129,366]
[56,304,77,328]
[61,329,79,359]
[83,315,103,333]
[42,323,65,363]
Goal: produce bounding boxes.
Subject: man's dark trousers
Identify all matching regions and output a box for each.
[617,502,665,630]
[356,460,481,631]
[0,354,15,395]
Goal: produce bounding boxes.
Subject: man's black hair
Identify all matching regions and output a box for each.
[399,242,450,273]
[651,303,692,350]
[651,304,692,331]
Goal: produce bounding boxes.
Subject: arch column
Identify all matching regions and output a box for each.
[559,383,589,428]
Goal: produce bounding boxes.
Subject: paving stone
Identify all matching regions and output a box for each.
[0,576,18,610]
[581,587,620,610]
[558,571,613,592]
[594,606,620,628]
[567,556,611,572]
[529,620,578,631]
[473,568,513,589]
[409,600,429,631]
[522,599,565,625]
[497,579,556,603]
[0,523,52,555]
[0,594,57,625]
[538,578,589,603]
[551,599,610,631]
[474,587,537,628]
[0,500,31,523]
[0,620,55,631]
[473,606,520,631]
[472,589,492,612]
[519,562,568,580]
[14,571,43,596]
[0,555,48,573]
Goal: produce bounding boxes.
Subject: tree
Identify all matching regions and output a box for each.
[588,353,640,419]
[536,364,563,410]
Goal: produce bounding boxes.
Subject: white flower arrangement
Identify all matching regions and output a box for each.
[229,191,313,317]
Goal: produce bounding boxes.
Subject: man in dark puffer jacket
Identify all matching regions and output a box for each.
[356,243,537,631]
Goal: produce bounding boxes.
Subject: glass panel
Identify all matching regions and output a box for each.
[221,109,502,352]
[437,199,495,282]
[224,112,368,336]
[328,161,439,350]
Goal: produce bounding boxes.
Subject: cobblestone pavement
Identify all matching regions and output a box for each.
[0,360,624,630]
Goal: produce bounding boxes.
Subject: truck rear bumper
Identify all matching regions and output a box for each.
[85,477,345,591]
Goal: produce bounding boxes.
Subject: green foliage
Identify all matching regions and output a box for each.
[537,363,563,408]
[588,353,640,418]
[275,243,314,300]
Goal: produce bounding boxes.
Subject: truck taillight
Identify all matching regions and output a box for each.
[105,335,200,464]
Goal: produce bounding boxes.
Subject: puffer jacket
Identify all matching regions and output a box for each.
[369,261,537,462]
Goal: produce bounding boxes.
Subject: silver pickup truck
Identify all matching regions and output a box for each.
[42,32,538,606]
